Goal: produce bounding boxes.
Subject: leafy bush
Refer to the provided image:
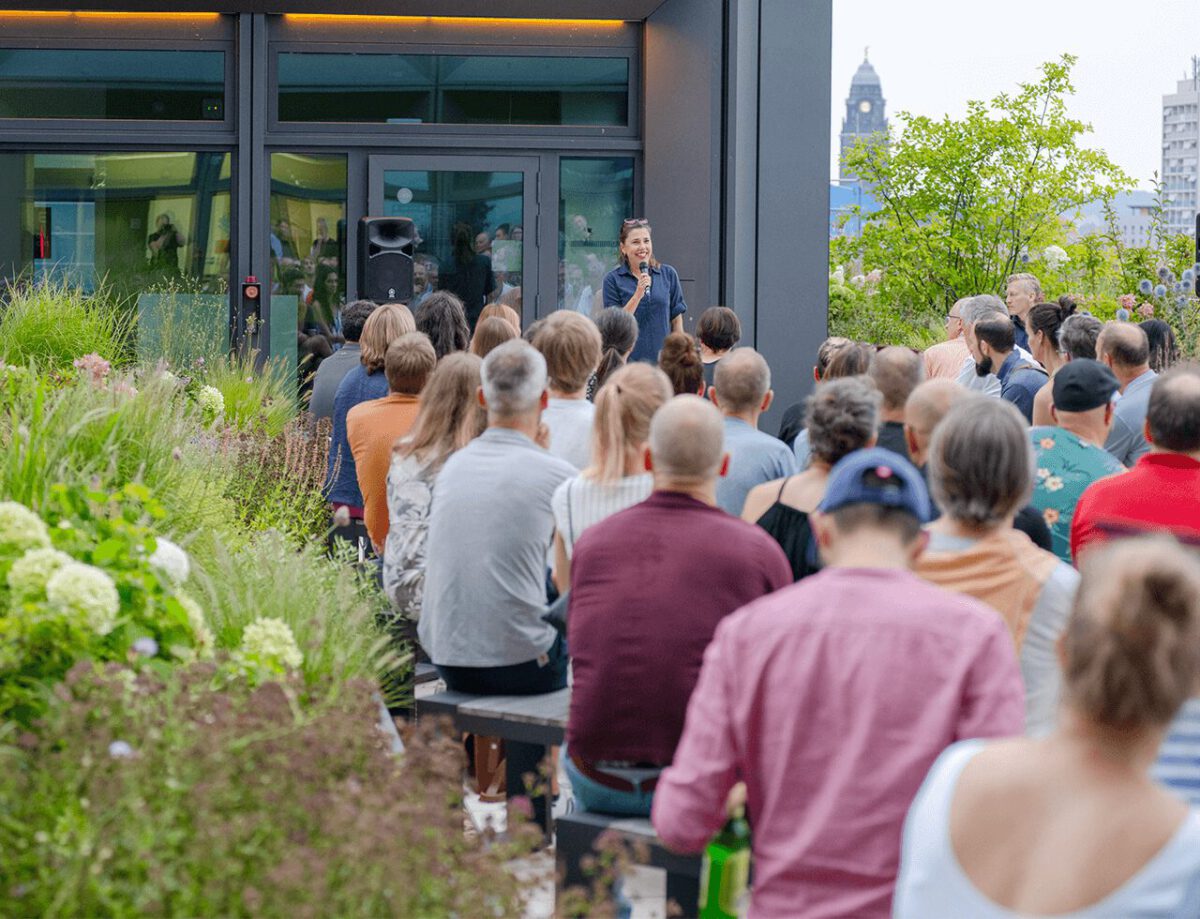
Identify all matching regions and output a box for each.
[0,665,534,918]
[0,281,131,370]
[196,351,298,437]
[828,273,943,350]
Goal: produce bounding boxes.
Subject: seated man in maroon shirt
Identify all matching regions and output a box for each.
[564,394,791,816]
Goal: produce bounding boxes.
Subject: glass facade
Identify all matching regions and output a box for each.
[0,49,225,121]
[558,157,634,312]
[278,53,628,126]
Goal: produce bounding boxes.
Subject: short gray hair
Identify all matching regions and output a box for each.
[713,347,771,413]
[805,377,881,466]
[649,394,725,479]
[480,339,547,416]
[1058,313,1103,360]
[960,294,1007,328]
[928,397,1033,526]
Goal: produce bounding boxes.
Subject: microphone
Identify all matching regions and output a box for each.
[639,260,651,294]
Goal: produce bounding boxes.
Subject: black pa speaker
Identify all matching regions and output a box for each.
[358,216,415,303]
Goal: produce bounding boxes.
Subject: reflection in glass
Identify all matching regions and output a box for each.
[558,157,634,312]
[381,169,523,327]
[279,53,628,127]
[0,49,225,120]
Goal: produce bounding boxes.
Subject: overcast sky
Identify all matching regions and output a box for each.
[831,0,1200,189]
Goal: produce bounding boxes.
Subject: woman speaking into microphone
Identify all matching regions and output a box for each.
[602,218,688,363]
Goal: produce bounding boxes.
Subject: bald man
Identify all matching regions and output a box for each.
[870,346,925,461]
[711,348,798,515]
[1097,322,1157,466]
[564,395,791,817]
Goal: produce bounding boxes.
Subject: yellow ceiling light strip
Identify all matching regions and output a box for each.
[284,14,624,27]
[0,10,221,20]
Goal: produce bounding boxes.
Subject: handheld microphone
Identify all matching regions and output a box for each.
[639,260,651,294]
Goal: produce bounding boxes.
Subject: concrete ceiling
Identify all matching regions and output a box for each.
[0,0,666,18]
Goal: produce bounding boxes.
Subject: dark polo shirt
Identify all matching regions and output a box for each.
[566,490,791,765]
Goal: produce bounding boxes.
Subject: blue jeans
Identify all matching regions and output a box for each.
[563,754,656,818]
[437,634,568,833]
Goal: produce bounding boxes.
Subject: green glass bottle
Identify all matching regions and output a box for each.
[698,787,751,919]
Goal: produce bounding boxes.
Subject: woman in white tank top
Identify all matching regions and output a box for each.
[894,538,1200,918]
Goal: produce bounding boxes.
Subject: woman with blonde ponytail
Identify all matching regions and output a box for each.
[551,362,673,590]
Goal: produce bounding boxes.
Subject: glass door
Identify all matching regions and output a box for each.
[368,155,539,328]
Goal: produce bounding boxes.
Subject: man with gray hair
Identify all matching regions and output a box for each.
[955,294,1039,396]
[1096,321,1157,466]
[419,339,575,833]
[711,348,797,515]
[565,395,790,816]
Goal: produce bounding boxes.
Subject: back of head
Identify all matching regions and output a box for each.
[593,308,639,394]
[1027,299,1076,347]
[697,306,742,352]
[1058,313,1103,360]
[805,376,881,466]
[400,351,486,464]
[973,316,1016,354]
[658,332,704,396]
[590,362,673,482]
[415,291,471,359]
[522,317,546,344]
[823,342,874,379]
[481,339,547,418]
[533,311,602,394]
[961,294,1007,329]
[1098,322,1150,370]
[815,336,853,378]
[479,302,522,333]
[648,394,725,481]
[360,302,417,373]
[384,331,437,395]
[1063,537,1200,729]
[904,378,967,440]
[1140,319,1179,373]
[928,397,1032,527]
[340,299,377,343]
[869,346,924,411]
[470,316,518,359]
[499,287,523,313]
[712,347,771,413]
[1146,364,1200,455]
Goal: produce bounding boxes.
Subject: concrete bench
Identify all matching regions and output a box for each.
[555,810,701,917]
[414,662,439,685]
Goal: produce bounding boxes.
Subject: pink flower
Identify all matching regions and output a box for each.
[72,353,111,387]
[1137,302,1155,319]
[1117,294,1137,311]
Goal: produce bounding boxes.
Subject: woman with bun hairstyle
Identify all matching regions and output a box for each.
[657,332,705,396]
[602,218,688,363]
[895,537,1200,918]
[551,362,673,591]
[588,308,638,400]
[1026,297,1076,426]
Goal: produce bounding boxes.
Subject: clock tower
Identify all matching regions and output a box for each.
[839,50,889,184]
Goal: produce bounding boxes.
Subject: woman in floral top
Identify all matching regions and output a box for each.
[383,353,486,635]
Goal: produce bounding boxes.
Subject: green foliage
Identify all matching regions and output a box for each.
[828,271,943,350]
[0,281,131,369]
[196,351,298,437]
[838,56,1132,319]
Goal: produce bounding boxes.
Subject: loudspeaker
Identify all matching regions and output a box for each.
[358,216,415,303]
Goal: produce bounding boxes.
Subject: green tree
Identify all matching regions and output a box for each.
[835,55,1131,319]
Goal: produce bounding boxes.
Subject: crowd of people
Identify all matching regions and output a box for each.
[308,252,1200,916]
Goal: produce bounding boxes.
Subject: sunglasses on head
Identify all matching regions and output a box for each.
[622,218,649,228]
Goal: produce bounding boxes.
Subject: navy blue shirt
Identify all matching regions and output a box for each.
[325,363,390,508]
[1011,314,1030,353]
[995,350,1047,423]
[602,261,688,363]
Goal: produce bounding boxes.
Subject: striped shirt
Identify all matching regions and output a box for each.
[1156,699,1200,805]
[552,473,654,558]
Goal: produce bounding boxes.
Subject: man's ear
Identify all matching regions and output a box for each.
[540,389,550,411]
[904,424,920,460]
[813,367,821,383]
[810,510,832,549]
[1144,418,1154,446]
[643,445,654,473]
[761,390,774,413]
[477,385,487,409]
[708,387,721,407]
[1050,405,1059,425]
[1104,403,1114,426]
[908,528,930,567]
[718,452,731,478]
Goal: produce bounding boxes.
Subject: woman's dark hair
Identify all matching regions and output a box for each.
[616,218,660,270]
[309,264,340,327]
[414,291,471,359]
[340,299,377,343]
[592,308,638,395]
[657,332,704,396]
[697,306,742,352]
[451,222,475,268]
[1027,299,1077,349]
[1140,319,1179,373]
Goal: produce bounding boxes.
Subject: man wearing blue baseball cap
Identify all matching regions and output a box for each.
[653,447,1025,919]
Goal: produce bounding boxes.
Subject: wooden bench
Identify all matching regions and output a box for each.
[555,810,701,917]
[417,688,569,747]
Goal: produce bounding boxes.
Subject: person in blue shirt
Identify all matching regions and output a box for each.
[966,314,1047,423]
[602,218,688,363]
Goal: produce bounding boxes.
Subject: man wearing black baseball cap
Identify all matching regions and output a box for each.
[1028,358,1126,563]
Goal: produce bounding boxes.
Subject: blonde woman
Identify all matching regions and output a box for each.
[551,362,673,591]
[325,302,416,554]
[469,315,517,359]
[383,352,486,623]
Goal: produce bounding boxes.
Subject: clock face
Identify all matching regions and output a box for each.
[859,100,872,114]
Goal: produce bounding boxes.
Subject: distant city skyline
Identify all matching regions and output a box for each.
[831,0,1199,191]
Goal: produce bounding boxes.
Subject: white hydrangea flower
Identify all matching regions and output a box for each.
[197,385,225,423]
[148,537,190,584]
[240,617,303,672]
[1042,245,1069,270]
[45,562,120,635]
[177,592,214,657]
[7,547,73,601]
[0,501,51,557]
[159,369,179,387]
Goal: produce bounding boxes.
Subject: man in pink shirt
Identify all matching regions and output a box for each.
[922,297,971,380]
[652,447,1025,919]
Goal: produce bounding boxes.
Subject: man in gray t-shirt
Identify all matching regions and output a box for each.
[1098,323,1156,467]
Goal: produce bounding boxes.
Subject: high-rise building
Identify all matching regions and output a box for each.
[839,50,889,184]
[1161,56,1199,237]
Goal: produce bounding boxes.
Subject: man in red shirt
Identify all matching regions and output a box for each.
[1072,364,1200,560]
[565,395,791,816]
